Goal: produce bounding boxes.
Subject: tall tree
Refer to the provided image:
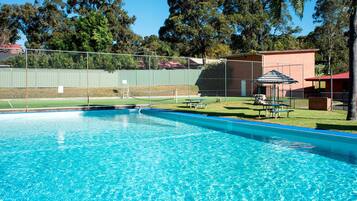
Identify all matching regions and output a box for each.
[139,35,179,56]
[223,0,269,52]
[308,0,349,74]
[347,1,357,120]
[268,0,356,120]
[0,4,20,44]
[159,0,233,59]
[48,11,113,52]
[223,0,301,53]
[75,12,113,52]
[16,1,66,48]
[66,0,139,53]
[12,0,138,52]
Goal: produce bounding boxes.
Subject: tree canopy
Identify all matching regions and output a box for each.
[0,0,139,53]
[159,0,233,59]
[0,0,350,72]
[304,0,349,73]
[0,4,20,44]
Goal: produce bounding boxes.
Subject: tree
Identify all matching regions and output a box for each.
[16,1,66,48]
[0,4,20,44]
[306,0,349,74]
[139,35,179,56]
[223,0,302,53]
[223,0,269,52]
[347,1,357,120]
[12,0,138,52]
[267,0,356,120]
[74,12,113,52]
[159,0,233,60]
[302,26,348,74]
[311,0,356,120]
[66,0,139,53]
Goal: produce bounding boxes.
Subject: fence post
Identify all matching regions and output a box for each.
[289,64,292,107]
[224,59,227,99]
[86,52,89,106]
[187,58,190,98]
[117,62,120,99]
[302,64,305,100]
[330,67,333,111]
[251,61,253,96]
[149,56,151,105]
[175,88,178,103]
[25,49,28,112]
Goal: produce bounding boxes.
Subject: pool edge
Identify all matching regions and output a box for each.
[0,104,149,114]
[143,108,357,140]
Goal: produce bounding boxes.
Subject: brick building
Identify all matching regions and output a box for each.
[225,49,318,97]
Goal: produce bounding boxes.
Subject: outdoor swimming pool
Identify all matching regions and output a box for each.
[0,109,356,200]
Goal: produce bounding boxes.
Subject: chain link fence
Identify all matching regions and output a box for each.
[0,48,309,110]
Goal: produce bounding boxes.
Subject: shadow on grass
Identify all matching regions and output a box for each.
[316,123,357,132]
[292,116,345,121]
[171,109,258,119]
[177,106,192,109]
[224,106,250,110]
[76,104,138,110]
[79,104,116,107]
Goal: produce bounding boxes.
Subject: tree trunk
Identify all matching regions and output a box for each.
[201,50,207,66]
[347,1,357,120]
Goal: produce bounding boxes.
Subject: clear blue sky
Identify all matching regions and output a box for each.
[2,0,317,46]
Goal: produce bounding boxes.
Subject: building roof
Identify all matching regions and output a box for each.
[256,70,298,84]
[226,49,319,59]
[305,72,349,81]
[189,58,223,65]
[257,49,319,55]
[0,44,22,49]
[159,61,185,69]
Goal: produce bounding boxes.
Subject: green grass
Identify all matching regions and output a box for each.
[153,98,357,133]
[1,96,355,133]
[0,97,240,109]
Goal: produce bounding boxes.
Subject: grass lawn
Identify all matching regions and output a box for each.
[153,98,357,133]
[0,97,239,109]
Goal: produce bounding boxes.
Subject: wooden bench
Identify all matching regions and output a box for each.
[271,109,294,118]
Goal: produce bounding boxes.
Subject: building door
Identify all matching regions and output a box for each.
[241,80,246,96]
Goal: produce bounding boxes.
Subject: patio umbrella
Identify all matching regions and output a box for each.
[256,70,298,104]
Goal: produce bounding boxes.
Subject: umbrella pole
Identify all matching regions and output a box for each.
[272,84,276,104]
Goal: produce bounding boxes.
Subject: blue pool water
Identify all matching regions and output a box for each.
[0,109,356,200]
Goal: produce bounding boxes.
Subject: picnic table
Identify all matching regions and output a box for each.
[182,98,207,109]
[254,103,293,118]
[265,99,284,104]
[266,98,296,108]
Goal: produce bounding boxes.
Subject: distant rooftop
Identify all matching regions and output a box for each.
[226,49,319,59]
[189,58,222,65]
[305,72,349,81]
[0,44,22,49]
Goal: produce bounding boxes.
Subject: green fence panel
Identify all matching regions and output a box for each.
[0,68,203,88]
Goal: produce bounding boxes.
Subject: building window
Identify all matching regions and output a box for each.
[314,81,326,89]
[320,81,326,89]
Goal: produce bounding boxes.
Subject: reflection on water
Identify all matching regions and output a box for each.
[225,129,357,164]
[113,115,129,128]
[82,110,176,128]
[57,130,65,150]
